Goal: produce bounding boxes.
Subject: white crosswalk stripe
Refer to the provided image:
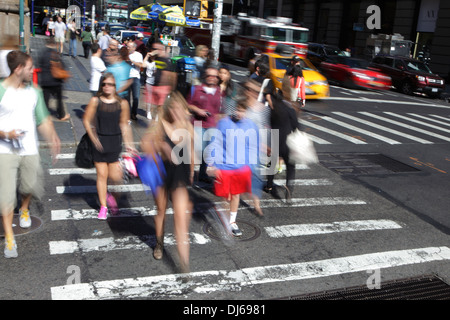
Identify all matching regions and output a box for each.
[44,115,449,299]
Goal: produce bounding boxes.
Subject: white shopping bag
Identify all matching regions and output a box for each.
[286,129,319,165]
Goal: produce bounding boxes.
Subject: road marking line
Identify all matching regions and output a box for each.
[333,112,433,144]
[386,112,450,134]
[49,168,96,175]
[429,114,450,123]
[51,196,364,221]
[265,219,402,238]
[55,153,75,159]
[300,119,367,144]
[327,97,450,109]
[408,113,450,128]
[360,112,450,142]
[50,246,450,300]
[321,116,401,145]
[49,233,211,255]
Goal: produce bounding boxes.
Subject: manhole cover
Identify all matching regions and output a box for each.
[0,214,43,237]
[276,275,450,300]
[203,219,261,242]
[320,153,420,175]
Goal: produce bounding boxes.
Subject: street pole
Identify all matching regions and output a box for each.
[19,0,26,52]
[211,0,223,61]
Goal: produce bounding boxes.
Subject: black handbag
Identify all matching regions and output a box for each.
[75,133,94,168]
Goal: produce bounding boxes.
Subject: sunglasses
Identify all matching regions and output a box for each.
[102,82,115,87]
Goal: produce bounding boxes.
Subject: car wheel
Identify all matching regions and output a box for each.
[401,81,414,95]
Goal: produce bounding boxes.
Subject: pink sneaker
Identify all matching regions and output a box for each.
[106,193,119,215]
[98,206,108,220]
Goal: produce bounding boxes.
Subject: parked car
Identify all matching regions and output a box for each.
[130,26,152,37]
[321,55,392,90]
[252,52,329,100]
[112,30,141,43]
[307,42,347,69]
[106,23,127,34]
[369,55,445,97]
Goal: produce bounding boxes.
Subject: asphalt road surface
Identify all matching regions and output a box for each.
[1,62,449,307]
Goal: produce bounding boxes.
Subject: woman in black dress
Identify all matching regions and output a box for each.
[83,72,135,220]
[141,91,194,273]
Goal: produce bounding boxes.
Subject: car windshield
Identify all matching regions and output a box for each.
[119,32,138,39]
[291,29,309,44]
[110,25,126,33]
[324,46,345,56]
[335,56,369,69]
[275,57,316,71]
[405,60,433,74]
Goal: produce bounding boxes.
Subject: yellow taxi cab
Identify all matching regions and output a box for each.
[250,52,329,99]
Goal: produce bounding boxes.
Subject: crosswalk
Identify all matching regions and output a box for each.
[43,149,450,300]
[300,111,450,145]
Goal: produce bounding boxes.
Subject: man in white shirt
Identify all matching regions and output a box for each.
[0,51,61,258]
[89,43,106,96]
[98,29,111,51]
[53,16,67,54]
[127,41,143,120]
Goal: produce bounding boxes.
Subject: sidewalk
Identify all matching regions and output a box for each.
[30,35,149,148]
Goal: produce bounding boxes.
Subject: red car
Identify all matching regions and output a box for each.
[321,56,392,90]
[130,26,152,37]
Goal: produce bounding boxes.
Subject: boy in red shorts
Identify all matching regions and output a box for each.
[206,102,259,236]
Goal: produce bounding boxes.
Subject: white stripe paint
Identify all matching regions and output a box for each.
[55,153,75,159]
[333,112,433,144]
[306,133,332,144]
[265,219,402,238]
[49,232,211,255]
[50,246,450,300]
[360,112,450,142]
[56,184,150,194]
[429,114,450,123]
[51,196,364,221]
[273,178,333,186]
[55,177,324,194]
[408,113,450,128]
[300,119,367,144]
[49,168,96,175]
[327,97,450,109]
[321,116,401,145]
[386,112,450,134]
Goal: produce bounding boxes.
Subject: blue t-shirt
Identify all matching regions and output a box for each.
[107,61,131,98]
[207,116,260,171]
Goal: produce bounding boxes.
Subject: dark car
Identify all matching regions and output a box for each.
[369,55,445,97]
[307,42,347,69]
[321,55,391,90]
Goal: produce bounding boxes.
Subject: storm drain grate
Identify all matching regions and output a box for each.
[277,275,450,300]
[320,153,420,175]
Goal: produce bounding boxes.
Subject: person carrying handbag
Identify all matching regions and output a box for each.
[282,63,305,112]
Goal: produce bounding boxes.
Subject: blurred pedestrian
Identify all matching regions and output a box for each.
[96,27,106,42]
[206,102,256,236]
[193,44,209,85]
[89,43,106,96]
[282,63,305,111]
[68,20,79,58]
[53,16,66,55]
[187,66,222,183]
[82,72,135,220]
[142,50,157,120]
[127,41,143,120]
[218,64,237,115]
[140,91,194,272]
[149,42,176,121]
[102,38,118,67]
[249,61,274,109]
[81,26,95,59]
[0,50,61,258]
[98,28,111,51]
[106,49,132,101]
[265,89,301,203]
[242,79,271,216]
[46,17,55,37]
[37,37,70,121]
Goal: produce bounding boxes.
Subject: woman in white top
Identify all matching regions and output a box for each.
[89,43,107,96]
[142,51,157,119]
[47,18,55,37]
